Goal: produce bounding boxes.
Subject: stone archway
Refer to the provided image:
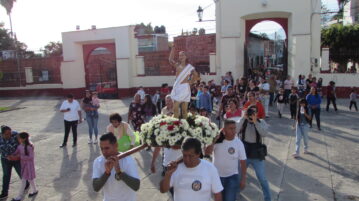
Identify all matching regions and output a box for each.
[244,19,288,79]
[83,43,118,98]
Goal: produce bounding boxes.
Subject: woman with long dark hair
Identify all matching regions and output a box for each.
[143,94,157,122]
[306,87,322,130]
[292,99,312,158]
[128,94,145,131]
[82,90,100,144]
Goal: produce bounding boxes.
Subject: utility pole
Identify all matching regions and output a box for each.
[8,12,22,86]
[14,33,22,86]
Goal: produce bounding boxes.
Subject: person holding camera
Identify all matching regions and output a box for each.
[59,94,82,148]
[243,92,266,119]
[238,105,271,201]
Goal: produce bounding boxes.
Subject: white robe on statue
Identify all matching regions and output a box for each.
[171,64,194,103]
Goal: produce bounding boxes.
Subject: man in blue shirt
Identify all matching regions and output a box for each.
[0,126,28,200]
[199,86,212,113]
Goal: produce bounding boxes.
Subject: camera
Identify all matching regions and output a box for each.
[247,107,256,117]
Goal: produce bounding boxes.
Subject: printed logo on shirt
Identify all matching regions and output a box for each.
[279,96,283,100]
[228,147,235,155]
[191,180,202,191]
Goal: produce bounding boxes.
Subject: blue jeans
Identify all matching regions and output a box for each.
[86,115,98,139]
[246,159,271,201]
[1,157,21,195]
[296,124,309,154]
[220,174,239,201]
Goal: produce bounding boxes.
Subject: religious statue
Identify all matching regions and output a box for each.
[169,45,200,119]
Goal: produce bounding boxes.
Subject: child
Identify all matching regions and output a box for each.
[349,88,358,111]
[189,104,198,116]
[198,86,212,114]
[289,87,299,119]
[274,88,287,118]
[90,91,100,117]
[10,132,38,201]
[293,99,312,158]
[199,107,209,118]
[91,91,100,107]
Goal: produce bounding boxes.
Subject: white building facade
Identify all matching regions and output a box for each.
[214,0,322,79]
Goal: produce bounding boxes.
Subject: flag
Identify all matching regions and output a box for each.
[0,0,16,14]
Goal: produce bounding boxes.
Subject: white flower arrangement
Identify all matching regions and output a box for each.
[140,114,219,147]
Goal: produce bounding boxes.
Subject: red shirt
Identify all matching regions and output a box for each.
[243,101,266,119]
[160,88,170,99]
[225,109,242,119]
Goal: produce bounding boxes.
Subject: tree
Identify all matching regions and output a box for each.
[199,28,206,35]
[43,41,62,56]
[0,27,14,50]
[192,28,198,35]
[159,25,166,33]
[153,25,166,34]
[321,4,332,27]
[0,0,16,14]
[321,24,359,72]
[332,0,350,23]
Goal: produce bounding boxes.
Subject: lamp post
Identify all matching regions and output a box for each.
[196,5,216,22]
[197,6,204,22]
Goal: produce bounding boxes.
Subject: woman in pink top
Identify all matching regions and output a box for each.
[10,132,38,201]
[224,99,242,119]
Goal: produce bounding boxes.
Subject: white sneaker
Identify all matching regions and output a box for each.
[88,139,93,144]
[93,138,98,144]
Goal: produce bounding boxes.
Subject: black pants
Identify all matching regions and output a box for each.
[156,101,162,114]
[63,120,78,145]
[350,101,358,111]
[269,92,275,106]
[290,104,297,119]
[310,108,321,129]
[284,89,291,104]
[326,97,338,111]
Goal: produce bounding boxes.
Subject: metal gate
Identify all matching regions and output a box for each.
[85,47,118,98]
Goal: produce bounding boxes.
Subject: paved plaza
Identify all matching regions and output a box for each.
[0,97,358,201]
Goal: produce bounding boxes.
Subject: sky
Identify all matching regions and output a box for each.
[0,0,338,51]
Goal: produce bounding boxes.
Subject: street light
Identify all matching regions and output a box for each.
[197,6,204,22]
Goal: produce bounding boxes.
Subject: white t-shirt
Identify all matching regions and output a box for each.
[213,136,247,178]
[92,155,139,201]
[170,159,223,201]
[163,148,182,166]
[259,83,270,91]
[60,100,81,121]
[136,90,145,100]
[284,79,294,90]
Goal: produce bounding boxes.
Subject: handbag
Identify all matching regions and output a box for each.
[241,120,267,160]
[117,125,141,152]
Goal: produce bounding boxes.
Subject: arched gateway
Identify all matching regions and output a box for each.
[215,0,322,80]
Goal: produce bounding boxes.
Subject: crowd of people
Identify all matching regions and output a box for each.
[1,64,358,201]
